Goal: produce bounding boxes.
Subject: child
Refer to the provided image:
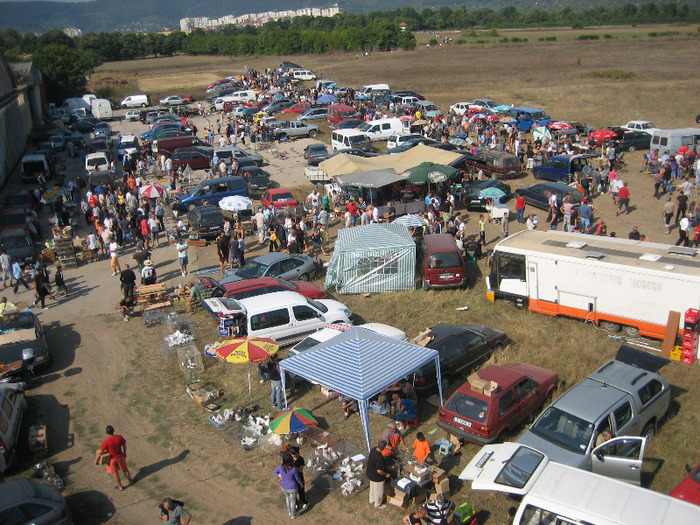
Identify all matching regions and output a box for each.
[54,265,68,297]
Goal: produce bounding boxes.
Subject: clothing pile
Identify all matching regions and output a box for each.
[165,330,195,347]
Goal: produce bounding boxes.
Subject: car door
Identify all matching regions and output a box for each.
[460,332,489,370]
[279,258,304,280]
[591,436,646,485]
[264,261,284,277]
[436,337,466,376]
[291,304,324,340]
[511,377,540,428]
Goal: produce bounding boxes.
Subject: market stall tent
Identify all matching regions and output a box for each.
[279,327,443,452]
[324,223,416,294]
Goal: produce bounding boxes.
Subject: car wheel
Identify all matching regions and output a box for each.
[309,130,318,138]
[298,273,310,282]
[628,145,636,152]
[141,103,146,108]
[278,134,287,141]
[600,321,621,333]
[422,278,430,291]
[533,171,540,180]
[498,428,511,443]
[122,104,127,109]
[642,422,655,442]
[624,325,640,337]
[492,343,504,354]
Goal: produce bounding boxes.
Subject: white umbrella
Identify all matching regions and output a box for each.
[139,183,166,198]
[218,195,253,212]
[533,126,552,142]
[394,214,427,227]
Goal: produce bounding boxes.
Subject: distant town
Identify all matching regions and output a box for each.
[180,5,343,32]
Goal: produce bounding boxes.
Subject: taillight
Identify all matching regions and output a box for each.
[477,426,489,434]
[438,409,445,417]
[199,228,206,232]
[415,378,426,385]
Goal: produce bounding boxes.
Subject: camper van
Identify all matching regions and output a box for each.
[230,90,257,104]
[649,128,700,154]
[330,129,373,152]
[460,442,700,525]
[357,118,407,141]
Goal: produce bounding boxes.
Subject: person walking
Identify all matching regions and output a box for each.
[289,446,309,512]
[109,236,121,276]
[94,425,133,491]
[158,498,191,525]
[33,267,54,310]
[366,440,391,508]
[120,264,137,302]
[11,259,29,294]
[268,354,283,410]
[0,249,11,288]
[500,211,509,238]
[54,265,68,297]
[274,452,302,520]
[478,215,486,246]
[515,193,526,223]
[662,196,675,235]
[676,215,691,247]
[175,239,189,276]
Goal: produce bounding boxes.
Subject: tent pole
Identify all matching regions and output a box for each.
[280,368,289,409]
[435,356,444,407]
[358,399,372,452]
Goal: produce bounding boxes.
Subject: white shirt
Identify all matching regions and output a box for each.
[109,241,118,258]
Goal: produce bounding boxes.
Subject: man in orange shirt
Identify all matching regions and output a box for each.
[412,432,431,463]
[95,425,134,491]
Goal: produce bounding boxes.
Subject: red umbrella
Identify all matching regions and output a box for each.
[139,183,166,199]
[588,128,618,146]
[548,121,574,131]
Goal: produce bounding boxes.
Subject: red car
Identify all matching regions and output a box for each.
[1,209,29,232]
[670,463,700,506]
[437,362,558,445]
[177,94,195,102]
[261,188,298,210]
[281,102,311,114]
[196,276,326,301]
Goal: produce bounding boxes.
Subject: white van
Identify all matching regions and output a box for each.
[213,96,240,112]
[85,152,109,173]
[292,70,317,81]
[120,94,149,109]
[331,129,373,152]
[649,127,700,154]
[230,90,257,104]
[202,291,353,346]
[355,83,390,99]
[460,442,700,525]
[21,154,49,183]
[357,117,407,141]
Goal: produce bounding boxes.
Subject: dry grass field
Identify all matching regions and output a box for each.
[82,28,700,523]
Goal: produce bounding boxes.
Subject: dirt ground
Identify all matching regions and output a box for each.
[6,37,699,525]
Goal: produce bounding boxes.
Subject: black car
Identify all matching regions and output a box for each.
[329,148,379,159]
[618,131,651,151]
[239,166,273,193]
[0,312,51,372]
[515,182,583,211]
[412,323,507,394]
[463,180,512,210]
[304,143,331,166]
[187,205,225,239]
[0,229,40,264]
[70,118,98,133]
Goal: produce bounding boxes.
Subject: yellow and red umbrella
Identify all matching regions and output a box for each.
[215,337,279,363]
[269,408,318,434]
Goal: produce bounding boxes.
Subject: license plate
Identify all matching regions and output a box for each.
[454,417,472,428]
[439,274,454,280]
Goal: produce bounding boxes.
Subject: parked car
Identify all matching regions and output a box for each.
[261,99,295,114]
[238,166,272,193]
[0,384,27,475]
[172,176,248,211]
[0,311,51,375]
[0,478,72,523]
[272,121,319,140]
[1,209,29,233]
[172,150,212,171]
[304,143,331,166]
[618,131,651,151]
[4,191,31,211]
[290,323,406,358]
[438,362,559,444]
[220,252,317,285]
[215,147,263,167]
[177,94,195,102]
[670,462,700,506]
[85,152,109,173]
[159,95,187,107]
[329,148,380,158]
[70,118,98,133]
[281,102,311,114]
[387,136,438,154]
[450,102,473,116]
[202,276,328,302]
[463,180,512,210]
[88,139,110,155]
[297,107,329,121]
[515,182,583,211]
[387,133,424,150]
[261,188,298,210]
[48,134,66,151]
[333,118,363,130]
[125,109,141,121]
[517,346,670,475]
[186,205,225,239]
[0,229,38,264]
[116,134,139,158]
[533,154,597,184]
[622,120,658,136]
[412,323,508,394]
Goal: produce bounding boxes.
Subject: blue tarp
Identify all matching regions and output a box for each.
[279,327,443,451]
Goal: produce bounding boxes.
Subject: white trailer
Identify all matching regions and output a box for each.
[91,98,113,121]
[486,230,700,339]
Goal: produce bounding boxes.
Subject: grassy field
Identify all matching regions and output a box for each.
[88,29,700,523]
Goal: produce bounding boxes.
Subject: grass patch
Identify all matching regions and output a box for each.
[581,70,636,80]
[577,34,600,40]
[538,36,557,41]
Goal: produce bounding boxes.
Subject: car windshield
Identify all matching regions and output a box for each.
[1,233,31,248]
[428,252,462,269]
[120,138,138,148]
[294,336,324,353]
[237,260,269,279]
[275,279,298,291]
[306,298,327,313]
[445,392,489,421]
[531,111,549,120]
[494,446,545,490]
[529,406,594,453]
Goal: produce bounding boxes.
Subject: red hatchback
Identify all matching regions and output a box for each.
[196,276,326,301]
[438,362,558,445]
[261,188,298,210]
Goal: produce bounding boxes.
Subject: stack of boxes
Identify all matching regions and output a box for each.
[681,308,699,365]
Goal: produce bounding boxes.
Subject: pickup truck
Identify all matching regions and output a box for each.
[533,153,597,183]
[273,121,319,140]
[518,345,670,476]
[455,150,525,180]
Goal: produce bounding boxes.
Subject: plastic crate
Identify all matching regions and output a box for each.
[177,344,203,376]
[163,312,195,339]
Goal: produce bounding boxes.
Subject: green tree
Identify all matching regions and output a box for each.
[32,44,85,102]
[0,28,21,51]
[20,32,38,54]
[37,29,75,49]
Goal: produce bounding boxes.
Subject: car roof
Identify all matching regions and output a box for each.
[549,378,628,423]
[251,252,305,265]
[237,290,308,311]
[120,134,136,141]
[223,276,281,292]
[267,188,293,195]
[427,323,473,341]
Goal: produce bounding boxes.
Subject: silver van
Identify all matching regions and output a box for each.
[0,384,27,475]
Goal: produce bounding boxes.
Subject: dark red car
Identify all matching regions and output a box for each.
[0,209,29,232]
[438,362,558,445]
[177,94,195,102]
[281,102,311,114]
[196,276,326,301]
[670,463,700,506]
[261,188,298,210]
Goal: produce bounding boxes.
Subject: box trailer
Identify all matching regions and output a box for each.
[486,230,700,339]
[91,99,113,121]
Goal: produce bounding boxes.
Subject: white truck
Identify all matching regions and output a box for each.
[486,230,700,340]
[91,98,113,121]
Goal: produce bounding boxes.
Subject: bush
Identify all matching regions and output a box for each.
[95,87,113,99]
[488,28,500,37]
[577,34,600,40]
[648,32,658,37]
[510,37,528,42]
[581,70,636,80]
[572,21,585,29]
[428,38,438,46]
[455,39,467,45]
[500,37,509,43]
[603,34,612,39]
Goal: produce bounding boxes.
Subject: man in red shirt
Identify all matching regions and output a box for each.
[346,200,358,226]
[616,182,630,215]
[515,194,526,223]
[95,425,133,491]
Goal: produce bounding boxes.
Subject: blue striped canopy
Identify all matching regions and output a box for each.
[279,327,443,451]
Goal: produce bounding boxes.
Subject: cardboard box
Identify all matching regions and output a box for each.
[412,491,427,506]
[661,311,681,358]
[431,466,446,484]
[388,493,408,508]
[468,373,488,393]
[435,477,450,495]
[484,381,499,397]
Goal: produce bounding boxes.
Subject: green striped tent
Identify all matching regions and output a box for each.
[324,223,416,294]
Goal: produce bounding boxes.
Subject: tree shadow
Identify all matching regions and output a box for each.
[133,449,190,483]
[65,490,116,524]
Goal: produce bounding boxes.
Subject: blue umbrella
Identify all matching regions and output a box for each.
[479,187,506,199]
[317,94,338,104]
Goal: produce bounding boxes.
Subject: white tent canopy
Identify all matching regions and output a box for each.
[279,327,444,451]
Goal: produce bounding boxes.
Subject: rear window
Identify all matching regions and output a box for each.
[200,213,223,226]
[273,193,293,202]
[428,252,462,269]
[445,392,489,421]
[349,135,369,145]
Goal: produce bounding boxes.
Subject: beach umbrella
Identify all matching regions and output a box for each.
[218,195,253,212]
[479,187,506,199]
[412,119,428,126]
[399,115,416,122]
[269,408,318,434]
[449,137,469,147]
[215,337,279,401]
[533,126,552,142]
[548,121,574,131]
[588,128,618,144]
[139,183,166,199]
[500,116,517,123]
[317,94,337,104]
[41,186,66,204]
[394,214,428,228]
[401,162,459,185]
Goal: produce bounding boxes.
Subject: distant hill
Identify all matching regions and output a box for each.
[0,0,693,33]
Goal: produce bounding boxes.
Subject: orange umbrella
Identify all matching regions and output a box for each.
[215,337,279,401]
